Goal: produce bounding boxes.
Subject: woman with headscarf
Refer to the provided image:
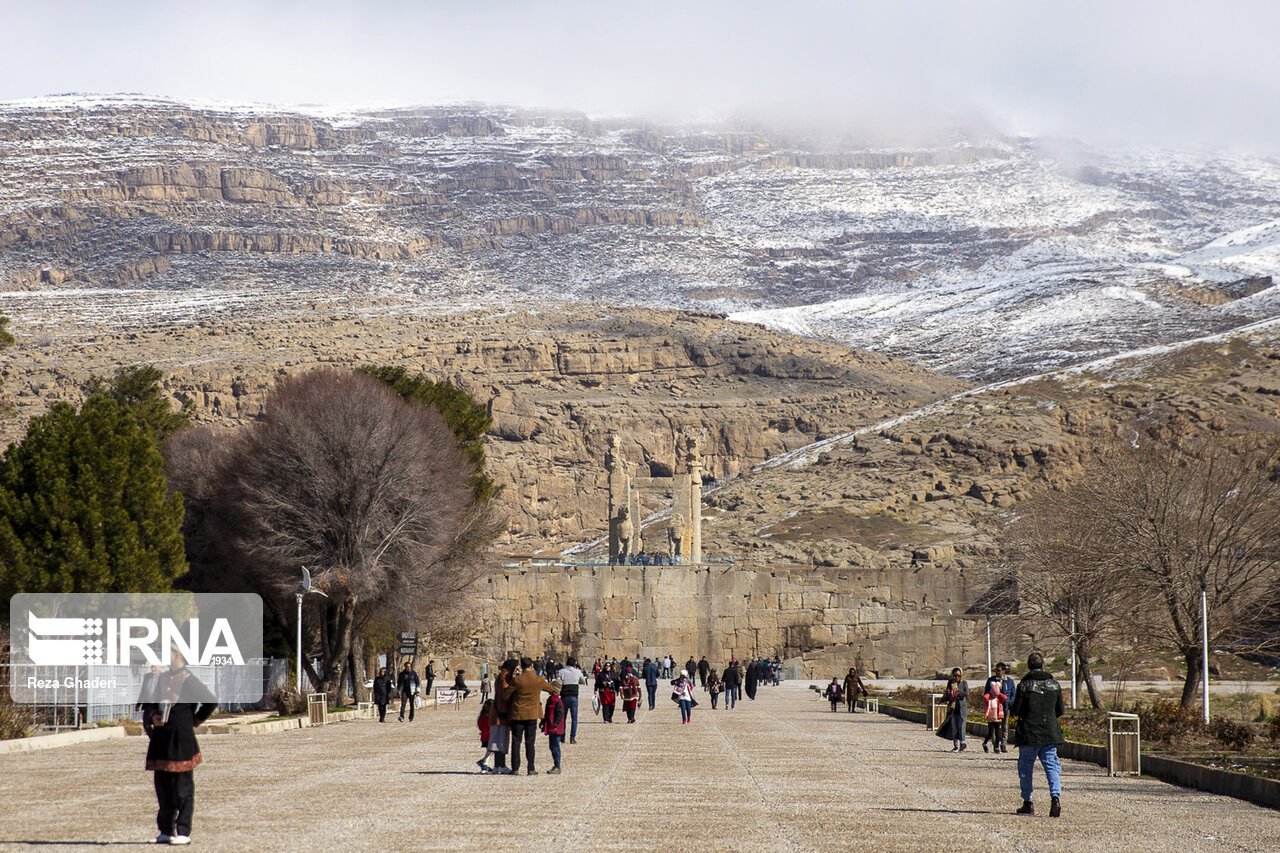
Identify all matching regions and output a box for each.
[745,658,760,701]
[141,649,217,845]
[706,667,722,709]
[619,662,641,723]
[488,659,518,774]
[672,669,695,724]
[935,667,969,752]
[596,661,618,723]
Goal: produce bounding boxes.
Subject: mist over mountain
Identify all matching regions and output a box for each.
[3,95,1279,382]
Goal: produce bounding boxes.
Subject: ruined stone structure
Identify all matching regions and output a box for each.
[607,434,702,564]
[472,560,983,678]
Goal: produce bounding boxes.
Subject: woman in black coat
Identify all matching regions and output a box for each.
[141,654,217,844]
[744,660,759,701]
[935,667,969,752]
[372,667,394,722]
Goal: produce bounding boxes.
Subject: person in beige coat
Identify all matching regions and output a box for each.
[508,656,555,775]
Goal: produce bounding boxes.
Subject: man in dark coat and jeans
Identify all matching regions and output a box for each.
[397,662,420,722]
[508,657,555,775]
[1010,651,1064,817]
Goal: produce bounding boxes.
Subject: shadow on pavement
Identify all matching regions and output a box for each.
[879,808,1003,815]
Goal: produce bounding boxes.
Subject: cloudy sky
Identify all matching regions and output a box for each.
[4,1,1279,148]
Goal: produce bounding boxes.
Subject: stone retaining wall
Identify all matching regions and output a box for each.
[474,562,983,678]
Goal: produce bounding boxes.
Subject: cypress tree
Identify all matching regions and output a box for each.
[0,395,186,596]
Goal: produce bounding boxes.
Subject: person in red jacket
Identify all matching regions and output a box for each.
[541,680,566,774]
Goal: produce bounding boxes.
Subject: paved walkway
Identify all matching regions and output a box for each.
[0,682,1275,851]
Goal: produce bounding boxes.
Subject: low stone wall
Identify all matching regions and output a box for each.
[474,562,982,678]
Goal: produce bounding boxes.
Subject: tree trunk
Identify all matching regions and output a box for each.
[1179,647,1202,708]
[323,599,356,705]
[351,636,369,703]
[1078,656,1103,710]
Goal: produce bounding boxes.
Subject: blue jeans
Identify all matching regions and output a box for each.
[726,686,737,709]
[645,683,657,710]
[562,695,579,740]
[679,699,692,722]
[548,734,562,768]
[1018,745,1062,800]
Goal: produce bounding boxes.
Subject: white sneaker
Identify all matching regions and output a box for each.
[156,834,173,844]
[169,836,191,845]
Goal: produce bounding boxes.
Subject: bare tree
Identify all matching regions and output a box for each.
[1001,418,1280,708]
[171,368,491,702]
[996,487,1140,709]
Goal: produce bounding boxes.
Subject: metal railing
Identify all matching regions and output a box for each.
[0,659,287,733]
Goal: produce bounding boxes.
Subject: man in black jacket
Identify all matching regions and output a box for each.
[1010,652,1065,817]
[372,667,394,722]
[697,656,710,687]
[397,662,420,722]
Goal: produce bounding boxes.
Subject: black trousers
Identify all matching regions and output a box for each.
[154,770,194,837]
[375,702,387,722]
[399,693,415,720]
[509,719,538,772]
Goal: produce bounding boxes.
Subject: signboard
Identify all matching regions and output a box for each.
[435,689,458,706]
[397,645,417,656]
[397,632,416,643]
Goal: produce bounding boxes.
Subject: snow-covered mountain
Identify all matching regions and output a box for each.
[3,95,1279,379]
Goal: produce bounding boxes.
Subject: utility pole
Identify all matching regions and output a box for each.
[1201,578,1210,724]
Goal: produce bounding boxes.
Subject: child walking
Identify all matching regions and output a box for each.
[476,699,495,772]
[825,678,843,712]
[982,683,1008,753]
[541,680,566,774]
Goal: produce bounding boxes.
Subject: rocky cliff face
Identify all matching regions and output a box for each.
[0,301,964,549]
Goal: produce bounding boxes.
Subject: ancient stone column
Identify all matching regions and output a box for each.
[686,435,703,564]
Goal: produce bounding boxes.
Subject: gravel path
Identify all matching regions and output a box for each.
[0,682,1275,851]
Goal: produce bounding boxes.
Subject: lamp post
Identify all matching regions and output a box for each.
[297,567,327,694]
[985,617,992,680]
[1201,577,1210,724]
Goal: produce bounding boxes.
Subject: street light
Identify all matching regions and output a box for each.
[297,566,328,695]
[1201,577,1210,724]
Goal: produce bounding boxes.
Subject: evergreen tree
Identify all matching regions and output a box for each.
[85,365,192,442]
[360,365,499,504]
[0,396,186,596]
[0,314,13,350]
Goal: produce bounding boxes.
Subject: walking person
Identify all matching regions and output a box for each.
[372,666,393,723]
[697,656,710,688]
[662,655,672,679]
[1011,652,1064,817]
[672,670,695,724]
[825,677,842,712]
[557,656,586,744]
[488,659,517,774]
[397,662,420,722]
[685,656,698,688]
[722,659,740,710]
[745,658,759,701]
[541,680,566,774]
[596,663,618,723]
[620,663,641,723]
[843,667,865,713]
[982,679,1009,754]
[936,667,969,751]
[985,662,1016,753]
[642,657,659,710]
[706,667,722,709]
[141,649,217,846]
[424,660,436,698]
[509,657,555,775]
[476,699,496,772]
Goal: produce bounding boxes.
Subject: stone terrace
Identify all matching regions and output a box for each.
[0,682,1275,851]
